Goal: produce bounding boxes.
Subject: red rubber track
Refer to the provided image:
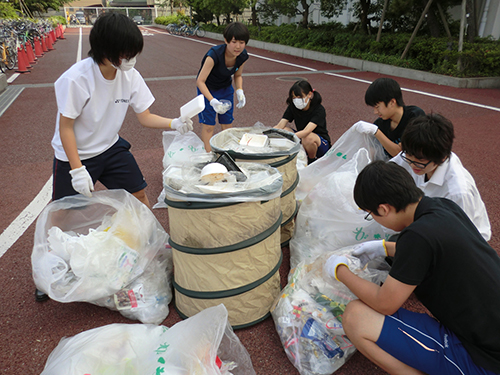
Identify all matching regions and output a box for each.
[0,26,499,375]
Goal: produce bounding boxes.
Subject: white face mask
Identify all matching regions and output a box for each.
[293,96,309,110]
[112,56,137,71]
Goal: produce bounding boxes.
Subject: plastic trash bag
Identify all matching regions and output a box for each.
[290,148,395,268]
[272,247,389,375]
[295,121,388,202]
[155,130,208,208]
[93,244,173,324]
[32,190,169,304]
[41,304,256,375]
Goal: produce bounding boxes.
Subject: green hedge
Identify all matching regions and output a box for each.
[204,23,500,78]
[155,14,190,26]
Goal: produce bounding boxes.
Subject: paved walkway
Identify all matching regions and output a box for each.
[0,26,499,375]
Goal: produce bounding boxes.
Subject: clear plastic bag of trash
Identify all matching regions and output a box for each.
[210,122,301,156]
[163,160,283,203]
[296,121,388,202]
[290,148,396,268]
[32,190,169,303]
[271,247,389,375]
[41,304,256,375]
[93,244,173,324]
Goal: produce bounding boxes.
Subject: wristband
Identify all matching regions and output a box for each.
[334,263,348,282]
[382,239,388,256]
[168,119,172,128]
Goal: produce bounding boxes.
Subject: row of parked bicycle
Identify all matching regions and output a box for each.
[165,23,206,38]
[0,19,59,73]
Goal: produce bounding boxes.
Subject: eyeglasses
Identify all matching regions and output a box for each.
[401,153,432,169]
[364,211,373,221]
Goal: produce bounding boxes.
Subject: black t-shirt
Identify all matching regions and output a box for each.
[375,105,425,157]
[391,196,500,372]
[282,101,331,146]
[197,44,249,91]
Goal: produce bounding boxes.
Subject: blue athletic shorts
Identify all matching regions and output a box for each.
[197,86,234,126]
[376,308,497,375]
[52,137,147,200]
[316,136,330,158]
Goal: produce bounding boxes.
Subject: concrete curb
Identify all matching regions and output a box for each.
[202,31,500,89]
[0,73,7,94]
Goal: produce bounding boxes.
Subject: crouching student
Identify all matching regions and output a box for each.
[274,80,331,164]
[356,78,424,158]
[325,160,500,375]
[392,113,491,240]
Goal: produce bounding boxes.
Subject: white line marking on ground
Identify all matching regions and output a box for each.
[7,73,20,83]
[0,177,52,257]
[147,26,500,111]
[325,72,500,112]
[0,26,84,259]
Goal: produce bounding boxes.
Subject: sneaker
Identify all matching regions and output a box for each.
[35,289,49,302]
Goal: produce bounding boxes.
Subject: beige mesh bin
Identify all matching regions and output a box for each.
[210,127,300,247]
[164,162,283,328]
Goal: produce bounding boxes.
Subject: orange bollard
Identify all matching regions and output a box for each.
[34,37,44,57]
[16,47,31,73]
[46,34,54,51]
[41,36,48,53]
[25,42,37,64]
[59,24,66,40]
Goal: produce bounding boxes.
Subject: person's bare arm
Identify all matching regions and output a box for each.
[196,57,215,101]
[374,130,402,157]
[336,268,416,315]
[59,114,82,170]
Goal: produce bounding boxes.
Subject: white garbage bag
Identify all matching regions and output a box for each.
[272,247,389,375]
[295,121,388,203]
[32,190,170,305]
[41,304,256,375]
[290,148,395,268]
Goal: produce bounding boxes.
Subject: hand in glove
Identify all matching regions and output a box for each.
[69,165,94,198]
[354,121,378,135]
[171,117,193,135]
[236,89,246,109]
[210,98,228,114]
[352,240,388,266]
[324,254,349,281]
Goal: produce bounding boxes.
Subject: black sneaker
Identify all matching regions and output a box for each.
[35,289,49,302]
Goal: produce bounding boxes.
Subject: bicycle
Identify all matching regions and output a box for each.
[183,23,205,38]
[0,40,16,72]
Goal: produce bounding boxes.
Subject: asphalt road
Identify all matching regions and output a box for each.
[0,26,499,375]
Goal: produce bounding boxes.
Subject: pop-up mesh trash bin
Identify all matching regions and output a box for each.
[210,126,300,246]
[163,160,283,328]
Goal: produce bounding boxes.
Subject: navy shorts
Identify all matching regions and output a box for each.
[316,136,330,158]
[376,308,497,375]
[197,86,234,125]
[52,137,147,201]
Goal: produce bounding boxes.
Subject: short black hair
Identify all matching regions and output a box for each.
[401,113,455,165]
[286,80,322,106]
[354,160,424,215]
[365,78,405,107]
[223,22,250,44]
[88,12,143,66]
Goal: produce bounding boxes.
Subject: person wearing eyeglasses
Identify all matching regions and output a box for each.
[390,113,490,241]
[325,160,500,375]
[354,78,425,158]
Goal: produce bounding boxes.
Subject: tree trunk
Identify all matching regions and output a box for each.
[300,0,309,28]
[359,0,371,34]
[425,2,441,37]
[466,0,477,41]
[251,4,257,26]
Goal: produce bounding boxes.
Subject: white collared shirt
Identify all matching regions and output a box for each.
[391,152,491,241]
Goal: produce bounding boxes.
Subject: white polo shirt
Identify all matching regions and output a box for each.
[391,152,491,241]
[52,57,155,161]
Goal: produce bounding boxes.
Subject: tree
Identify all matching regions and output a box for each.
[201,0,248,25]
[7,0,67,16]
[186,0,214,24]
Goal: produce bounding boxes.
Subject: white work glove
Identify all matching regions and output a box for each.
[324,254,349,282]
[171,117,193,135]
[354,121,378,135]
[352,240,388,267]
[236,89,246,109]
[69,165,94,198]
[210,98,227,114]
